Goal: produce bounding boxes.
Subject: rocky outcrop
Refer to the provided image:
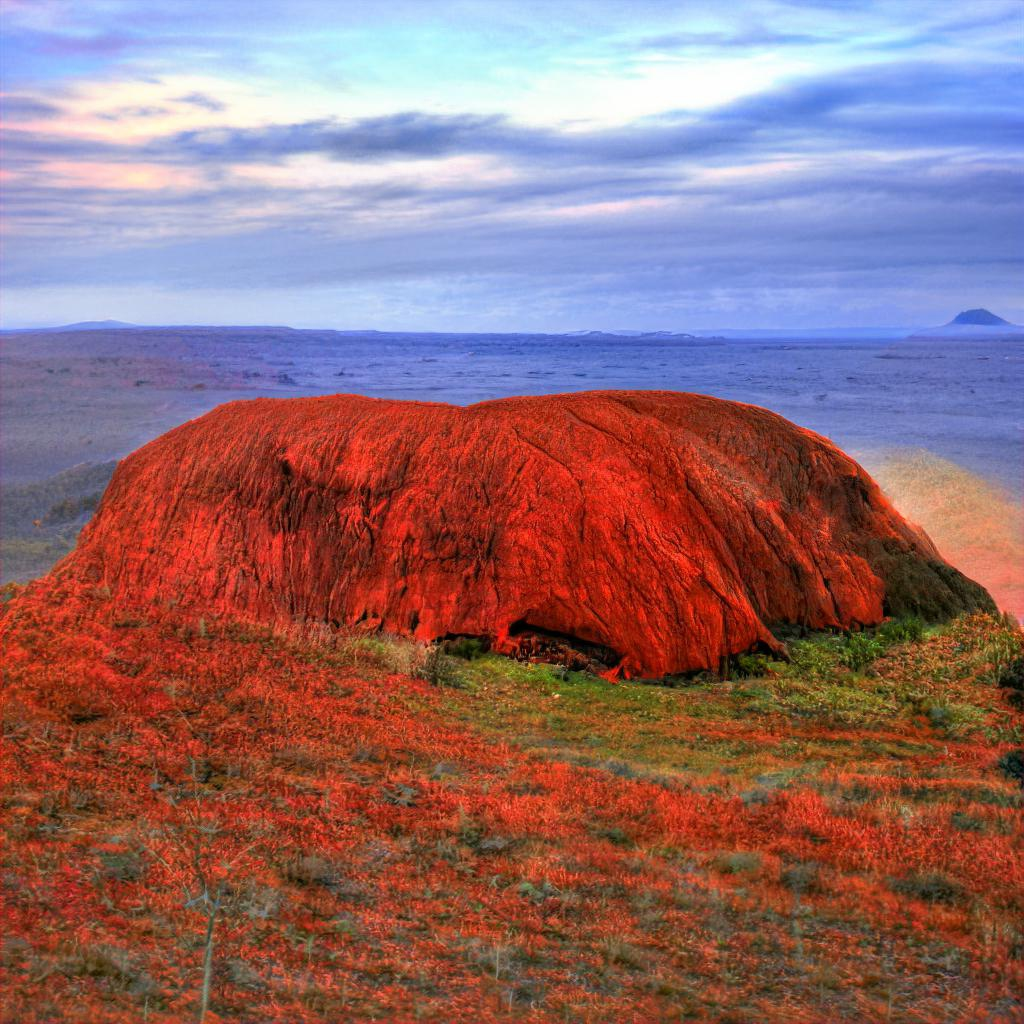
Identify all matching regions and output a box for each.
[61,391,994,677]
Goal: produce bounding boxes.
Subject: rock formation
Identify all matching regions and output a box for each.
[61,391,994,677]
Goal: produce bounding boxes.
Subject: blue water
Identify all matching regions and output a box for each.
[210,332,1023,498]
[3,328,1021,499]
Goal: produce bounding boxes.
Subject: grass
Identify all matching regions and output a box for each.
[427,618,1016,785]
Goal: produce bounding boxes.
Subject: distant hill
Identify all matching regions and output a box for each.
[561,330,698,340]
[1,320,138,333]
[910,309,1022,339]
[53,320,138,331]
[948,309,1011,327]
[2,316,1018,342]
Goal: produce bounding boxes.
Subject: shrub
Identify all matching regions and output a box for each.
[337,634,420,676]
[950,811,986,833]
[98,849,143,882]
[61,944,154,995]
[924,701,985,736]
[997,749,1024,787]
[713,851,762,875]
[238,882,285,920]
[271,745,317,772]
[996,655,1024,692]
[517,879,559,903]
[61,693,111,724]
[414,644,463,688]
[733,652,777,679]
[282,854,336,888]
[594,826,632,847]
[787,637,842,679]
[780,860,823,894]
[878,616,925,645]
[220,957,265,991]
[838,633,886,672]
[598,937,648,970]
[786,620,924,681]
[445,637,488,660]
[889,871,964,905]
[973,631,1024,687]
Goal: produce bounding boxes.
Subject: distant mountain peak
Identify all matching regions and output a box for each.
[948,309,1011,326]
[58,319,138,331]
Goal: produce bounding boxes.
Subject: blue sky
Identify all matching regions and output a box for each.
[1,0,1021,330]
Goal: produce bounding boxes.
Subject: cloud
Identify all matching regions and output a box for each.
[114,60,1019,171]
[2,56,1020,312]
[1,1,1021,328]
[632,28,829,50]
[160,111,514,163]
[0,94,62,120]
[173,91,227,112]
[97,105,172,121]
[36,31,144,56]
[4,150,1018,288]
[0,129,125,169]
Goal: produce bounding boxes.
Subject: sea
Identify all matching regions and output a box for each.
[212,331,1024,499]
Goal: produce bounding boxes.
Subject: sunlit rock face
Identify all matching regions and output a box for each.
[62,391,994,677]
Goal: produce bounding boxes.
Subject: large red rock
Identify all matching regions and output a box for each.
[61,391,993,677]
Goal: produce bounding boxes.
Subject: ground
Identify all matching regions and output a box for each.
[2,579,1022,1023]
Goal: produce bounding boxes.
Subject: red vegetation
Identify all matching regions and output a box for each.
[1,581,1021,1023]
[62,391,991,677]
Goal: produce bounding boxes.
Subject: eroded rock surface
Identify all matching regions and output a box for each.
[61,391,993,676]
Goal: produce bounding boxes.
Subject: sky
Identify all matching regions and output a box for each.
[1,0,1022,331]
